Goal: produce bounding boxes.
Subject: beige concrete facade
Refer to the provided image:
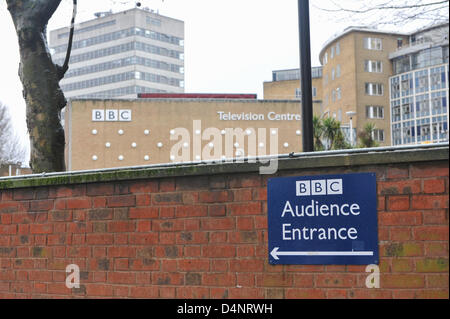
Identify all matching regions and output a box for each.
[263,78,323,117]
[263,27,411,147]
[65,99,304,171]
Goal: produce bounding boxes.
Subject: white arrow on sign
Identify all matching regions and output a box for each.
[270,247,374,260]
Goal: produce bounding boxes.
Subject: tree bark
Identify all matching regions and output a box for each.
[6,0,66,173]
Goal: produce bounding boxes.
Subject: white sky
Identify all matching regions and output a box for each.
[0,0,447,164]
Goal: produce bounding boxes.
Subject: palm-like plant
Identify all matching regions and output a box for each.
[312,115,325,151]
[358,122,379,148]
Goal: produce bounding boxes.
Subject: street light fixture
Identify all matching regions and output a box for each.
[346,111,357,146]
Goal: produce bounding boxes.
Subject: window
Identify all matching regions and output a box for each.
[336,42,340,55]
[402,97,414,120]
[323,52,328,65]
[312,87,317,97]
[366,106,384,119]
[416,94,430,117]
[336,87,342,100]
[331,47,335,59]
[331,89,336,102]
[415,69,429,93]
[393,56,410,74]
[372,129,385,142]
[391,100,401,122]
[146,16,162,27]
[363,37,382,50]
[295,88,301,99]
[336,64,341,78]
[331,68,335,81]
[364,60,383,73]
[391,77,400,99]
[365,83,384,96]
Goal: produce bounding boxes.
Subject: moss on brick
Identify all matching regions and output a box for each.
[416,258,449,273]
[0,145,447,190]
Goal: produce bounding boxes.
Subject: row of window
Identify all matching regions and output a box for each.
[53,41,184,66]
[365,83,384,96]
[328,106,384,120]
[391,91,448,122]
[53,26,183,55]
[363,37,383,51]
[294,87,318,99]
[391,66,447,99]
[65,56,184,79]
[325,60,385,87]
[272,67,323,82]
[322,36,383,66]
[57,20,117,39]
[324,82,385,108]
[76,85,167,99]
[323,87,342,106]
[61,71,184,92]
[392,116,448,145]
[322,42,340,65]
[392,46,449,74]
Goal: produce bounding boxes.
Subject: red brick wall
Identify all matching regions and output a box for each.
[0,161,448,299]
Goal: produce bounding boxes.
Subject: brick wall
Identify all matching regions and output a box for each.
[0,147,448,299]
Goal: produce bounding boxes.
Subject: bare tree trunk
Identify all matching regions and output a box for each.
[6,0,66,173]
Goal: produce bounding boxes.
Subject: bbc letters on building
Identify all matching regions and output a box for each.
[268,173,379,265]
[92,109,132,122]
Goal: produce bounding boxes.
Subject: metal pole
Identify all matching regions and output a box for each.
[349,117,353,146]
[298,0,314,152]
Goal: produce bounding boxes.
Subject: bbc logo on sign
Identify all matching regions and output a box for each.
[296,179,343,196]
[92,109,132,122]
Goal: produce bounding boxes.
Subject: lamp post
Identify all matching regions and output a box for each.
[346,111,357,146]
[298,0,313,152]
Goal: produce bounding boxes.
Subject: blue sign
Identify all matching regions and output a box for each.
[268,173,378,265]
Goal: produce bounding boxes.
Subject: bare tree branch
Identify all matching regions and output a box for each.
[312,0,449,30]
[59,0,77,78]
[314,0,449,14]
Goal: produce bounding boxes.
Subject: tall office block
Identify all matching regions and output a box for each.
[389,22,449,146]
[49,8,185,100]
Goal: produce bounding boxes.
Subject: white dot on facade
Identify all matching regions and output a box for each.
[105,142,111,148]
[118,129,124,135]
[271,130,277,135]
[259,142,265,148]
[92,129,98,135]
[296,130,301,136]
[284,142,289,148]
[144,130,150,135]
[157,142,163,148]
[234,142,239,148]
[183,142,189,148]
[195,130,201,135]
[170,155,175,161]
[131,142,137,148]
[195,155,201,160]
[246,129,252,135]
[208,142,214,148]
[92,155,98,161]
[118,155,124,161]
[170,129,175,135]
[221,130,226,135]
[144,155,150,161]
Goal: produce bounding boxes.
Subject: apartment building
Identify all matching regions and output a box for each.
[49,8,185,100]
[389,22,449,146]
[263,67,324,117]
[263,23,449,148]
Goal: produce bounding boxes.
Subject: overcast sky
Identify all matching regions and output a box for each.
[0,0,447,164]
